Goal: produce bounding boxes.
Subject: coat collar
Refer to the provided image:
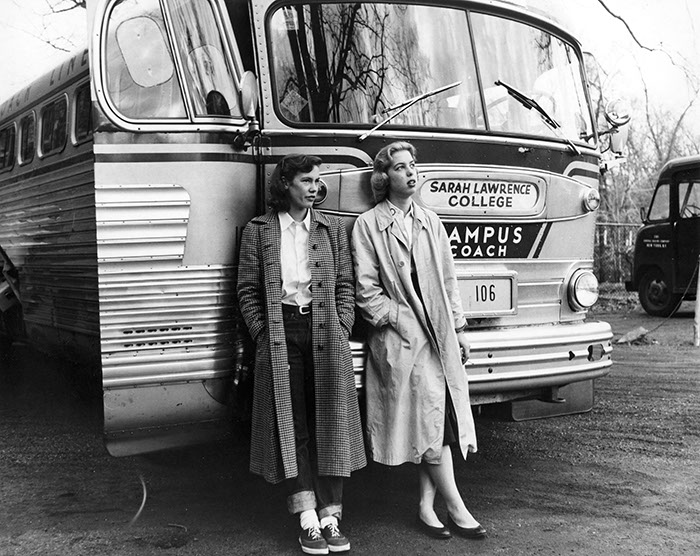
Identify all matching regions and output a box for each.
[251,209,331,229]
[374,199,428,232]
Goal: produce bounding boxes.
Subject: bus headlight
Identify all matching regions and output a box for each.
[582,188,601,212]
[313,179,328,205]
[568,270,599,311]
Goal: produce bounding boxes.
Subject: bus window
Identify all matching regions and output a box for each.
[647,182,670,221]
[470,12,593,143]
[74,83,93,143]
[105,0,186,119]
[40,97,68,157]
[679,181,700,219]
[169,0,242,118]
[0,125,16,171]
[19,114,35,165]
[269,3,483,129]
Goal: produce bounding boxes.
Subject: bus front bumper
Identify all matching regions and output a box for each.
[352,319,613,403]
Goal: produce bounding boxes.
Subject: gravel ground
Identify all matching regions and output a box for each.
[0,301,698,555]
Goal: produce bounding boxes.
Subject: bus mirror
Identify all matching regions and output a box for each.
[232,72,260,150]
[609,124,629,156]
[604,99,631,128]
[604,99,631,156]
[239,71,259,121]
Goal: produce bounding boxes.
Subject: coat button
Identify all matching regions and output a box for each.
[315,261,321,267]
[318,281,323,288]
[317,345,324,351]
[312,244,318,250]
[319,301,326,307]
[398,261,405,267]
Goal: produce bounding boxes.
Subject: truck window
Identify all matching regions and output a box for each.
[679,181,700,218]
[647,182,670,221]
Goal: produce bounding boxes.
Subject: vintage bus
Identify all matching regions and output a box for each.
[0,0,626,456]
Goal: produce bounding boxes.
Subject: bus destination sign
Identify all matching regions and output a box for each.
[419,174,545,216]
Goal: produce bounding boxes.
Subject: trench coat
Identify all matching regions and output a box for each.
[351,200,477,466]
[237,209,366,484]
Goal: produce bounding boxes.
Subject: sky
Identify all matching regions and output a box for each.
[1,0,699,130]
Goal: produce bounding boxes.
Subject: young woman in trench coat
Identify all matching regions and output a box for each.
[351,142,485,540]
[237,154,366,554]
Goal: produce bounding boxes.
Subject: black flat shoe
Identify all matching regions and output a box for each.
[416,514,452,539]
[447,515,486,539]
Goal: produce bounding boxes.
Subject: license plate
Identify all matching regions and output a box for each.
[458,275,516,316]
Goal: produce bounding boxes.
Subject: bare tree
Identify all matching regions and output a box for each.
[590,0,700,220]
[45,0,86,13]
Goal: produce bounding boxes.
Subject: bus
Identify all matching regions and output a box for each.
[0,0,627,456]
[626,155,700,316]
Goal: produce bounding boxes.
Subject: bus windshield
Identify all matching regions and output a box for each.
[269,3,594,143]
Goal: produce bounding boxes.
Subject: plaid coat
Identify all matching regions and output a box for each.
[237,209,366,484]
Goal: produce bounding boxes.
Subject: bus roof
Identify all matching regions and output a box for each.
[0,0,582,125]
[0,47,89,124]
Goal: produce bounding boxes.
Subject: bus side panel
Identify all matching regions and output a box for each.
[93,135,256,456]
[0,142,100,372]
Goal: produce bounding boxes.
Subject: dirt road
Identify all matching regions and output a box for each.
[1,304,698,555]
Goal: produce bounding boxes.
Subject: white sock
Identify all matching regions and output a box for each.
[319,515,338,529]
[300,510,320,531]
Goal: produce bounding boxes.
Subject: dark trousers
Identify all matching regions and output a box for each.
[282,305,343,519]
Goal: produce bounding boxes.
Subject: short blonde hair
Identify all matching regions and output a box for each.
[370,141,417,204]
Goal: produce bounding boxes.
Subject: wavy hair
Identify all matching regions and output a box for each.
[370,141,417,204]
[268,154,323,212]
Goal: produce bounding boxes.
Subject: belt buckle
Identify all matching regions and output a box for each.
[299,305,311,315]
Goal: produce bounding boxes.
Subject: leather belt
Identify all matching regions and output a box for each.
[282,304,311,315]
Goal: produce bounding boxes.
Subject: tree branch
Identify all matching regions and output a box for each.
[596,0,700,91]
[595,0,655,52]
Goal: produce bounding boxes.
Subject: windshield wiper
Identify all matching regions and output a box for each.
[358,81,462,142]
[494,79,580,155]
[495,79,559,128]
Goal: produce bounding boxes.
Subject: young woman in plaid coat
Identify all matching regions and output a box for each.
[237,154,366,554]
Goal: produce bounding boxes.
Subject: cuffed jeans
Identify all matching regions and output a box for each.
[282,305,343,519]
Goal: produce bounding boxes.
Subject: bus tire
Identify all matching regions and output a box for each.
[638,268,682,317]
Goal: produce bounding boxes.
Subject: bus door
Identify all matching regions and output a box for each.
[88,0,260,456]
[675,172,700,291]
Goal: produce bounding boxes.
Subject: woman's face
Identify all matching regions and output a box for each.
[386,149,417,201]
[286,165,321,214]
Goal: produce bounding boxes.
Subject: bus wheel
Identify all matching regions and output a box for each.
[638,268,682,317]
